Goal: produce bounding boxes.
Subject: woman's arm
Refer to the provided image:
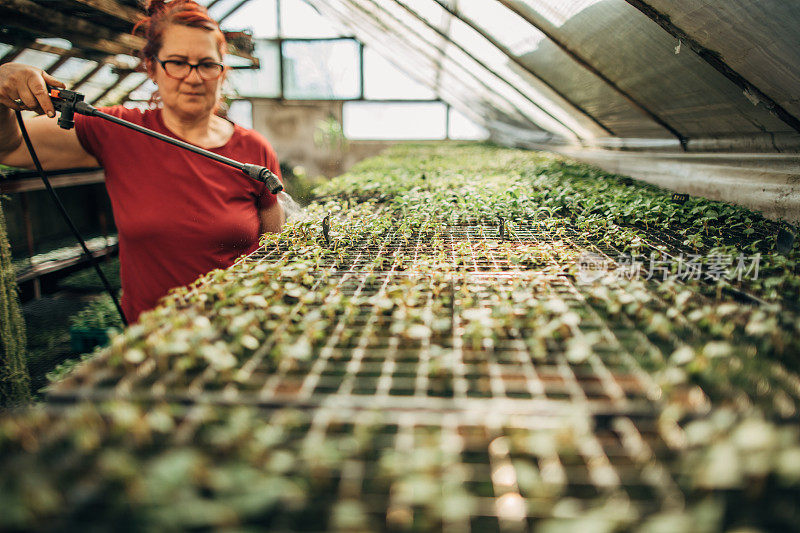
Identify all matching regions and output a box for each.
[258,200,285,235]
[0,63,98,170]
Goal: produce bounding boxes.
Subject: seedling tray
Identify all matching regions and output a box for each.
[49,221,800,416]
[3,402,798,531]
[10,144,800,530]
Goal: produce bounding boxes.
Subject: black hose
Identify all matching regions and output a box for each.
[14,110,128,326]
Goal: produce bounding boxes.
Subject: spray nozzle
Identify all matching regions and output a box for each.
[242,164,284,194]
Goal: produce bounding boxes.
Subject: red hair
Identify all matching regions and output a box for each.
[134,0,226,61]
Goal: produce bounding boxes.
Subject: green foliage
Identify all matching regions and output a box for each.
[313,114,347,152]
[0,197,30,407]
[69,293,124,330]
[58,258,121,292]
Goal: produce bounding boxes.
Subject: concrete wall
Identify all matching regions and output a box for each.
[250,99,395,178]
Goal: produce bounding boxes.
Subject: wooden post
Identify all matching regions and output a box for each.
[20,193,40,299]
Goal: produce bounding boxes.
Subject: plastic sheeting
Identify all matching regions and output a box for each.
[308,0,800,152]
[307,0,551,138]
[3,0,798,151]
[645,0,800,122]
[507,0,792,139]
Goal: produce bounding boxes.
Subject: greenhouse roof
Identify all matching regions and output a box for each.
[2,0,800,153]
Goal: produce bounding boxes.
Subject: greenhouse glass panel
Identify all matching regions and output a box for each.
[396,0,448,30]
[100,73,149,105]
[50,57,96,85]
[446,17,591,138]
[204,0,240,17]
[128,79,157,102]
[80,64,118,103]
[227,100,253,128]
[363,47,435,100]
[280,0,344,38]
[448,107,489,140]
[371,0,449,50]
[122,101,150,111]
[343,101,447,139]
[34,37,72,49]
[355,0,568,135]
[645,0,800,119]
[218,0,277,38]
[438,69,514,120]
[439,45,575,138]
[505,0,791,138]
[456,0,545,56]
[84,63,116,87]
[282,39,360,100]
[320,4,490,120]
[393,0,584,138]
[13,49,60,70]
[306,0,520,131]
[519,0,604,27]
[342,2,510,112]
[228,40,281,97]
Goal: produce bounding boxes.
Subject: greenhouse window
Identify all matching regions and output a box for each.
[521,0,603,27]
[227,100,253,128]
[456,0,545,56]
[11,49,60,71]
[280,0,344,38]
[228,40,281,98]
[79,64,118,104]
[448,107,489,140]
[282,39,361,100]
[50,57,97,85]
[34,37,72,49]
[214,0,278,38]
[126,79,157,102]
[101,73,149,105]
[343,101,447,140]
[363,47,436,100]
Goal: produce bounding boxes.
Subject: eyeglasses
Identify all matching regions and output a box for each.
[156,58,225,80]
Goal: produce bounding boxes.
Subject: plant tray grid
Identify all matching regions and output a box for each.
[6,401,799,530]
[50,221,800,417]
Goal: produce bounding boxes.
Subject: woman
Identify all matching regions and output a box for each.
[0,0,284,322]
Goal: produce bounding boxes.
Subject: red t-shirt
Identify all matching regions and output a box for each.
[75,106,280,323]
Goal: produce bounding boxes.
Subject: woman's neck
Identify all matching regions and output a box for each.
[161,106,215,143]
[161,106,234,150]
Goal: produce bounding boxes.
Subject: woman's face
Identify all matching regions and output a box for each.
[149,24,225,120]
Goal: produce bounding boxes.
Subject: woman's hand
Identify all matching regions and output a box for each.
[0,63,97,170]
[0,63,66,117]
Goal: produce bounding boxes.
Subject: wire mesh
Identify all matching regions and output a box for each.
[50,219,800,414]
[6,400,800,530]
[34,215,800,528]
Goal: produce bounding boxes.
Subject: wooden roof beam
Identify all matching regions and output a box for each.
[0,0,144,55]
[69,0,142,24]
